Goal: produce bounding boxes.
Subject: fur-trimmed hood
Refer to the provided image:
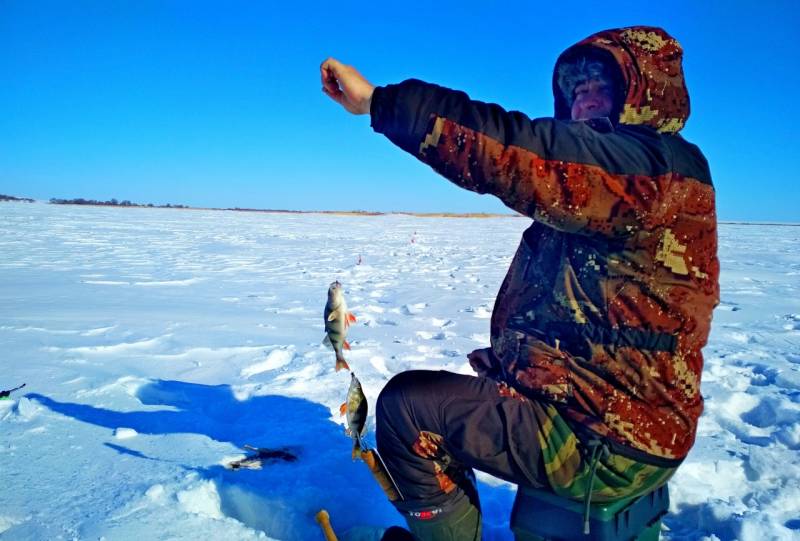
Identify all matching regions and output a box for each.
[553,26,690,134]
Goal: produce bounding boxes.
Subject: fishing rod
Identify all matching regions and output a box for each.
[0,383,26,399]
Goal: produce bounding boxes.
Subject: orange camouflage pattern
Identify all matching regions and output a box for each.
[416,27,719,461]
[555,26,691,134]
[412,430,458,493]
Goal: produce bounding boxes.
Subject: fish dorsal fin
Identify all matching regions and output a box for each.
[322,335,332,347]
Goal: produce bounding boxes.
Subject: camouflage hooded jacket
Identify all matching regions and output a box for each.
[369,26,719,464]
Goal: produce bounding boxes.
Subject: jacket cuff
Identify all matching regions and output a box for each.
[369,85,391,135]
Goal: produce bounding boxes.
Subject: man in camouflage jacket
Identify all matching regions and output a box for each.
[322,26,718,540]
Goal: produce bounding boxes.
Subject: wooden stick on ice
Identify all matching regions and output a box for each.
[315,509,338,541]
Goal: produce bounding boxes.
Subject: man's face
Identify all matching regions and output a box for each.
[571,78,614,121]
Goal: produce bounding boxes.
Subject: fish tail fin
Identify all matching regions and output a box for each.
[352,439,363,461]
[335,358,350,372]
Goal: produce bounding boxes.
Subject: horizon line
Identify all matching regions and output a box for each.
[1,195,798,225]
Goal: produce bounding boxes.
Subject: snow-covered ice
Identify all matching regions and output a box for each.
[1,203,799,540]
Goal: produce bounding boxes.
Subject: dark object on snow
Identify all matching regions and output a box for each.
[0,383,26,400]
[225,445,298,470]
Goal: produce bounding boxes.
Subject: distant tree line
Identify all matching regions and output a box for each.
[226,207,384,216]
[4,193,516,217]
[1,194,35,202]
[48,197,187,209]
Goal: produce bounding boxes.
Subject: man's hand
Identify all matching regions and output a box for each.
[467,348,496,377]
[320,58,375,115]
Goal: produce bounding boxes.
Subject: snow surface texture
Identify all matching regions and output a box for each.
[1,203,799,541]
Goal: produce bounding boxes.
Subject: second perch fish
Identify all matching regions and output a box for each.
[323,280,356,372]
[340,372,368,459]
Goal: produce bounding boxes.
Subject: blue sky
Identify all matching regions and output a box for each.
[1,1,798,221]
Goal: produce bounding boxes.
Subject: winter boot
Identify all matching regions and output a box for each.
[380,526,416,541]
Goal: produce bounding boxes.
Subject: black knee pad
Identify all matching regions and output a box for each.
[377,370,429,413]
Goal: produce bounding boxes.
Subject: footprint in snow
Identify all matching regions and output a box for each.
[402,303,428,316]
[749,364,779,387]
[782,314,800,331]
[739,397,800,450]
[717,301,741,312]
[728,331,757,344]
[240,349,295,379]
[368,356,392,378]
[415,331,447,341]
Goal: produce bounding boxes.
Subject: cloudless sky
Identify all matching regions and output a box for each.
[1,1,798,220]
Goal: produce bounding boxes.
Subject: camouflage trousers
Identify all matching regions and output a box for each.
[375,370,675,517]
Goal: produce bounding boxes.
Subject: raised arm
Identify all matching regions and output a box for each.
[320,61,694,238]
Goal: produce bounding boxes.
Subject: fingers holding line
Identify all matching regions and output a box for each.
[320,58,374,114]
[322,85,343,104]
[320,58,343,88]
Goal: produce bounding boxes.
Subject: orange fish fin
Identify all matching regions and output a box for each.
[343,341,351,350]
[352,441,362,461]
[339,402,347,416]
[347,312,357,324]
[336,359,350,372]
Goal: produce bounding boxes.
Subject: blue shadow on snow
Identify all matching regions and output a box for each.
[28,380,406,540]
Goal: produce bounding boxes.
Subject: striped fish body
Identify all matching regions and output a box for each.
[340,372,368,459]
[323,281,356,372]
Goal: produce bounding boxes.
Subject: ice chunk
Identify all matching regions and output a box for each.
[15,397,38,420]
[177,480,223,519]
[113,427,138,440]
